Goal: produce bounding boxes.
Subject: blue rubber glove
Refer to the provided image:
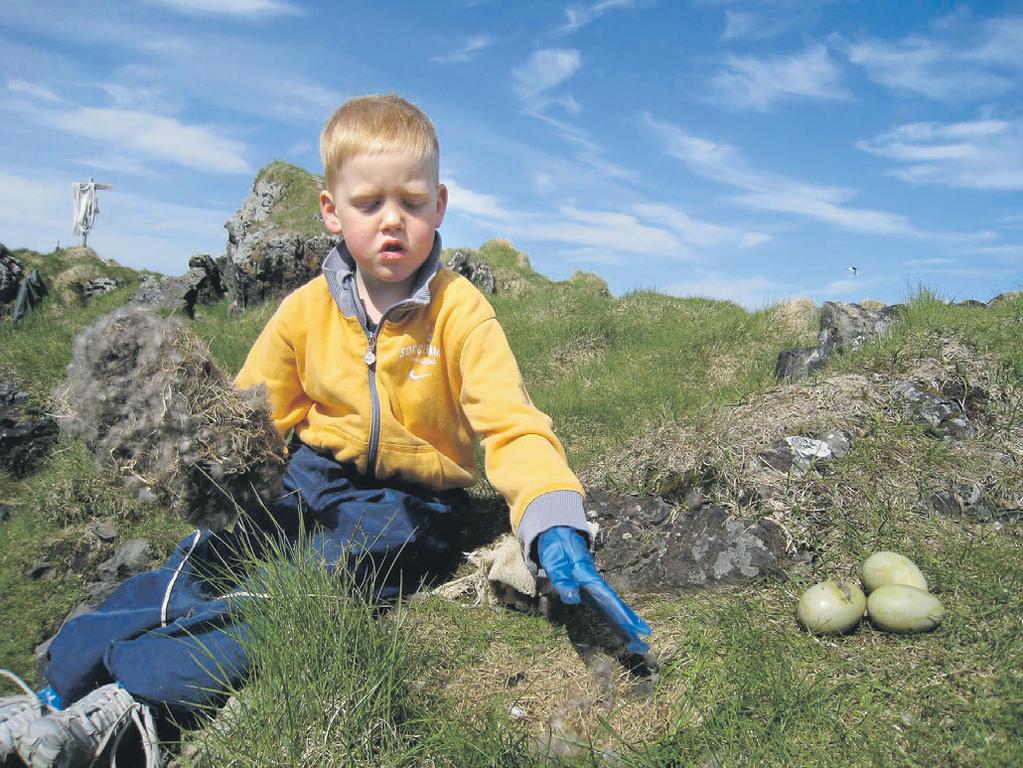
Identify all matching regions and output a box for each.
[537,526,652,654]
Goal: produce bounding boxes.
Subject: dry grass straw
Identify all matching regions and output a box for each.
[407,599,676,758]
[54,306,286,530]
[771,296,818,338]
[539,333,609,378]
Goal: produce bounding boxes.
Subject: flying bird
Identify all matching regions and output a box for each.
[847,266,859,276]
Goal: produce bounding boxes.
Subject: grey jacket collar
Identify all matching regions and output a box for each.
[321,233,443,324]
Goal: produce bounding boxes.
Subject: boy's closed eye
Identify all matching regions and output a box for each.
[351,196,382,213]
[350,195,429,213]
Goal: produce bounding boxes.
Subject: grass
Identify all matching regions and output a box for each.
[254,160,325,238]
[1,244,1021,766]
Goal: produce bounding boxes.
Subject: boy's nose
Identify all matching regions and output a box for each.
[380,202,403,229]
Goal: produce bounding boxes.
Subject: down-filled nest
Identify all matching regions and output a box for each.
[55,306,286,531]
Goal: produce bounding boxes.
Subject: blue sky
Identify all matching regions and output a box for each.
[1,0,1021,307]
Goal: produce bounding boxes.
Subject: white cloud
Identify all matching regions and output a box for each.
[817,278,860,296]
[903,257,955,267]
[722,9,804,41]
[445,179,509,221]
[708,0,841,40]
[448,178,778,263]
[529,205,682,254]
[722,11,759,40]
[433,35,493,64]
[3,5,335,126]
[841,13,1023,102]
[43,106,250,174]
[145,0,302,16]
[7,79,64,103]
[633,202,769,249]
[732,189,914,235]
[532,173,555,192]
[740,232,772,248]
[633,203,729,246]
[663,264,886,308]
[556,0,641,35]
[665,271,795,308]
[73,153,151,177]
[0,172,67,236]
[968,243,1023,260]
[524,111,635,179]
[558,246,628,266]
[513,49,582,114]
[444,179,684,256]
[857,118,1023,191]
[645,115,924,236]
[711,44,849,110]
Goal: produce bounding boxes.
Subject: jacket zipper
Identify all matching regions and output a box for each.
[362,306,403,475]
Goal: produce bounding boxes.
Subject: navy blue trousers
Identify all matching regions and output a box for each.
[43,445,463,720]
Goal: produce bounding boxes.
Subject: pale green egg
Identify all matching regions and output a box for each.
[860,551,928,593]
[797,580,866,635]
[867,584,945,633]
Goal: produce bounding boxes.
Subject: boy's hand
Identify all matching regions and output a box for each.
[537,526,652,654]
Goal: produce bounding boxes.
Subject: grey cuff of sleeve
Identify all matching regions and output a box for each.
[517,490,589,576]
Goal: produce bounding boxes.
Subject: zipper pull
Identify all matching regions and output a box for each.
[364,335,377,366]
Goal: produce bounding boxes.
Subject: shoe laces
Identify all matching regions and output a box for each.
[0,669,52,757]
[65,684,159,768]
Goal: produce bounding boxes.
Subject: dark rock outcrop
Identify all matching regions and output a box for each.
[223,174,335,310]
[988,291,1021,306]
[759,431,851,476]
[0,380,59,477]
[446,250,497,294]
[776,301,903,382]
[893,380,974,439]
[188,254,226,304]
[819,301,902,353]
[130,255,226,319]
[585,489,784,593]
[97,538,152,582]
[79,276,121,301]
[931,482,1021,525]
[0,244,23,304]
[775,346,829,383]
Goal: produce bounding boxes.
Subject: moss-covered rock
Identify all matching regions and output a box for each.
[224,161,335,309]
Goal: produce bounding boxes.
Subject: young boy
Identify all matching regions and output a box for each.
[234,93,650,649]
[1,94,648,768]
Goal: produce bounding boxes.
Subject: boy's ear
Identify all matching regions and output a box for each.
[435,183,448,228]
[320,190,343,235]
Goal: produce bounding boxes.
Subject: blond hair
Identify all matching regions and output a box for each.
[320,94,439,189]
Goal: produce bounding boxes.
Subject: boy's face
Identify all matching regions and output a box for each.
[320,152,447,292]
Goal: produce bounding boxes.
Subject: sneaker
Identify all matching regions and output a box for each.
[1,669,51,764]
[15,683,158,768]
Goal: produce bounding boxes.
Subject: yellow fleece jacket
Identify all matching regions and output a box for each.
[234,246,585,540]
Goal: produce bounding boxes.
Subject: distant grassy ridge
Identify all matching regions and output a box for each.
[1,242,1021,767]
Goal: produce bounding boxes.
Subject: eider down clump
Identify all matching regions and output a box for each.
[56,306,286,531]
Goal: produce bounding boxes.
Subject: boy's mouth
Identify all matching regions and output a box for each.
[381,242,405,259]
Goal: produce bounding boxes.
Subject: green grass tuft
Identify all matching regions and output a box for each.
[254,160,325,238]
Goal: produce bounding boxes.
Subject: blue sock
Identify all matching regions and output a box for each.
[36,686,61,710]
